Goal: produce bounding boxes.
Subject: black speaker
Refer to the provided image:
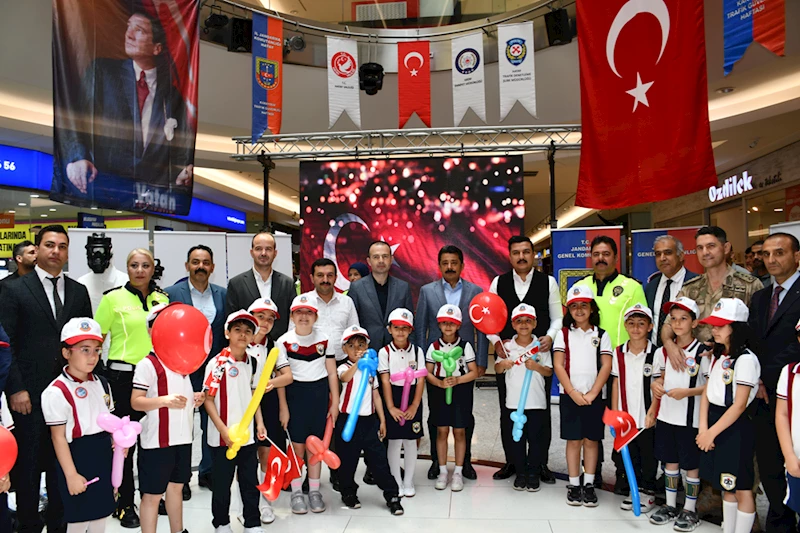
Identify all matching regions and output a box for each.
[544,8,572,46]
[228,17,252,53]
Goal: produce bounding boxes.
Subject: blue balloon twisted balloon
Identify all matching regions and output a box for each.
[342,349,379,442]
[609,426,641,516]
[510,341,540,442]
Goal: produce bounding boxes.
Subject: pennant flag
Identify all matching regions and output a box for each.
[252,13,283,141]
[327,37,361,128]
[497,22,537,121]
[603,408,643,451]
[256,444,287,502]
[575,0,716,210]
[723,0,785,75]
[451,33,486,125]
[282,443,305,489]
[398,41,431,128]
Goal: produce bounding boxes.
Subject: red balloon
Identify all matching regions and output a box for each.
[0,425,18,477]
[151,303,212,375]
[468,292,508,335]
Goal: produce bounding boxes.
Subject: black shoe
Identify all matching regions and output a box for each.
[114,505,140,529]
[198,472,212,489]
[614,474,630,496]
[493,463,516,480]
[462,463,478,480]
[387,496,404,516]
[540,465,556,485]
[582,484,598,507]
[342,493,361,509]
[527,474,541,492]
[158,499,167,516]
[183,483,191,501]
[363,469,376,485]
[331,478,340,493]
[566,485,583,506]
[427,462,439,480]
[302,476,309,494]
[513,475,526,491]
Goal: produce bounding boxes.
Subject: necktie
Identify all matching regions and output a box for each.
[769,285,784,322]
[136,71,149,116]
[48,276,63,319]
[655,278,673,345]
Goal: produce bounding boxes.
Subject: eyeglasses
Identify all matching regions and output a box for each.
[70,346,102,356]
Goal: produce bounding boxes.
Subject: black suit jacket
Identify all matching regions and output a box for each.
[644,270,700,310]
[748,276,800,393]
[0,272,93,400]
[225,269,294,341]
[348,274,415,348]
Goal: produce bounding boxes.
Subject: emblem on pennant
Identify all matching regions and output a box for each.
[256,57,279,90]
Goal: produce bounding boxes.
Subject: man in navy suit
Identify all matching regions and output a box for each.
[644,235,698,346]
[165,245,227,490]
[53,12,193,211]
[748,232,800,533]
[415,245,487,481]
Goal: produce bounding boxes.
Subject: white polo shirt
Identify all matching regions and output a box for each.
[425,338,476,378]
[277,329,333,382]
[378,342,427,386]
[611,341,656,429]
[652,340,711,428]
[291,290,359,361]
[338,361,379,415]
[777,363,800,459]
[203,353,258,447]
[553,326,613,395]
[133,354,195,449]
[42,368,114,444]
[503,335,552,410]
[0,392,13,430]
[248,340,290,386]
[704,350,760,408]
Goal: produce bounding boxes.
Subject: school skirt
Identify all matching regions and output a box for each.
[55,432,116,523]
[385,384,424,440]
[700,404,755,493]
[427,379,474,429]
[286,378,329,443]
[559,393,605,441]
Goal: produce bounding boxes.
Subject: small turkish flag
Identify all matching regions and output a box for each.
[256,445,287,502]
[603,408,642,451]
[282,444,305,489]
[398,41,431,128]
[575,0,716,209]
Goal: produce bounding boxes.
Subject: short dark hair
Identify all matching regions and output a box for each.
[131,11,166,48]
[752,240,765,247]
[227,318,256,333]
[507,236,533,252]
[12,240,34,263]
[563,300,601,328]
[367,241,392,257]
[251,230,276,248]
[311,257,336,275]
[765,232,800,253]
[35,225,69,246]
[438,245,464,263]
[590,235,617,256]
[745,246,752,255]
[695,226,727,244]
[187,245,214,262]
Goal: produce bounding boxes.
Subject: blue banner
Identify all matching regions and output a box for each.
[631,227,702,284]
[251,13,283,142]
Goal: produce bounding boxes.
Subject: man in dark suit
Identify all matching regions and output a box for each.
[54,12,193,211]
[226,231,294,340]
[348,241,414,348]
[0,241,36,292]
[415,245,487,481]
[644,235,699,346]
[748,232,800,533]
[0,225,92,533]
[165,245,227,490]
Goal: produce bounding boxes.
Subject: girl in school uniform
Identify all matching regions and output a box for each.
[425,304,478,492]
[42,318,115,533]
[775,318,800,515]
[697,298,761,533]
[552,284,613,507]
[379,308,426,497]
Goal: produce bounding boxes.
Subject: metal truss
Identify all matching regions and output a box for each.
[231,125,581,161]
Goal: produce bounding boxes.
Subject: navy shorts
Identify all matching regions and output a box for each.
[559,393,605,441]
[655,421,700,470]
[138,444,192,495]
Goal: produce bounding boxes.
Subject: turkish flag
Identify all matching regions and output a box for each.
[575,0,716,209]
[602,408,643,451]
[256,445,287,502]
[282,444,305,489]
[398,41,431,128]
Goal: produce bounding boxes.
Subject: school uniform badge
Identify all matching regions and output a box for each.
[316,343,325,355]
[720,473,736,491]
[412,422,421,434]
[686,357,699,377]
[721,359,732,370]
[613,286,624,297]
[228,366,239,378]
[75,387,88,399]
[643,364,653,377]
[722,370,733,384]
[291,343,299,352]
[591,337,600,347]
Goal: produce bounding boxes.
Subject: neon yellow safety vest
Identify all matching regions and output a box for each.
[575,273,648,348]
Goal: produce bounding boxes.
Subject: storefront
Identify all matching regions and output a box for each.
[652,141,800,263]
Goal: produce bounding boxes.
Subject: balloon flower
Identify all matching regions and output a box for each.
[510,342,540,442]
[342,349,379,442]
[151,303,212,376]
[390,365,428,426]
[603,408,642,516]
[431,347,462,405]
[0,425,18,478]
[306,415,340,469]
[468,292,508,335]
[226,347,279,460]
[97,413,143,489]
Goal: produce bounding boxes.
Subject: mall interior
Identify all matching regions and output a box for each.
[0,0,799,532]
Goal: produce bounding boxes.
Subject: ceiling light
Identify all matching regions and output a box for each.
[775,208,784,212]
[49,208,56,212]
[8,210,14,213]
[716,87,735,94]
[116,211,122,214]
[17,203,25,206]
[204,12,229,30]
[752,206,759,211]
[30,194,40,198]
[40,214,47,217]
[90,206,98,210]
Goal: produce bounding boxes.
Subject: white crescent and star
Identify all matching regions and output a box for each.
[403,51,424,77]
[605,0,670,113]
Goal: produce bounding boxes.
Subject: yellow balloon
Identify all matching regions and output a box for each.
[225,347,279,460]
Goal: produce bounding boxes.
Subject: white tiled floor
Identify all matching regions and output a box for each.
[104,463,719,533]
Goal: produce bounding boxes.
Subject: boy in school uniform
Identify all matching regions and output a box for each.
[132,306,203,533]
[649,297,710,531]
[611,303,659,514]
[774,317,800,516]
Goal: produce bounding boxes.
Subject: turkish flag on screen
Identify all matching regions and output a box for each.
[398,41,431,128]
[575,0,716,209]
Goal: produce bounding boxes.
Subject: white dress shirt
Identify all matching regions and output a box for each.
[35,265,65,318]
[132,62,157,147]
[252,267,273,300]
[489,271,563,340]
[189,281,217,326]
[651,266,687,343]
[290,290,359,361]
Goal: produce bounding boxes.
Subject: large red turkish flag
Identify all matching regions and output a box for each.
[575,0,716,209]
[398,41,431,128]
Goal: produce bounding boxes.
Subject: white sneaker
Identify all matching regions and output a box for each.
[403,484,416,498]
[435,472,448,490]
[215,525,234,533]
[244,527,266,533]
[451,473,464,492]
[260,499,276,524]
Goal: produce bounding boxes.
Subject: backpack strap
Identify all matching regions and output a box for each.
[617,345,628,413]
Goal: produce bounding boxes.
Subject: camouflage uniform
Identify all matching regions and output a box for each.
[675,266,764,342]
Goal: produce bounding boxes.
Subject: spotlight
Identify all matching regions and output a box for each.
[287,35,305,52]
[359,62,384,96]
[544,8,572,46]
[205,12,229,30]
